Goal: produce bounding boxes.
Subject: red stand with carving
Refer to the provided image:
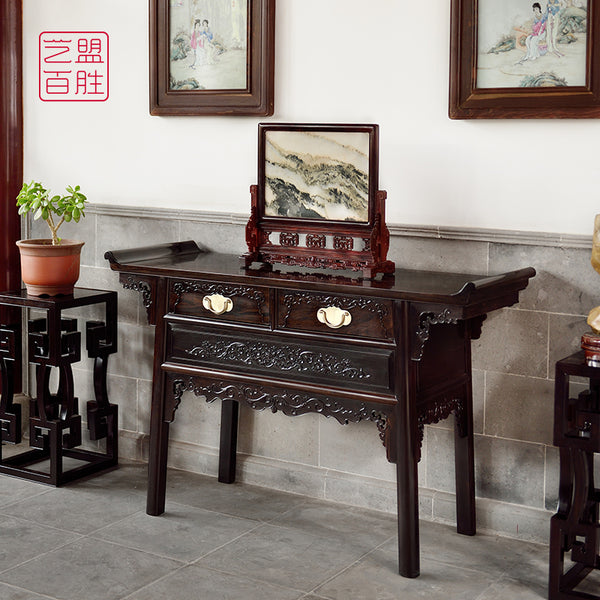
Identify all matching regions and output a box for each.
[242,185,395,279]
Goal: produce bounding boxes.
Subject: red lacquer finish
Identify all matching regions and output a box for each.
[0,0,23,300]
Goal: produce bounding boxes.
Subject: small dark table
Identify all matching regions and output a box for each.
[549,352,600,599]
[0,288,118,485]
[106,241,534,578]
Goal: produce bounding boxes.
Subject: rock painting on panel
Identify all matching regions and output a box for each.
[169,0,248,90]
[264,131,370,223]
[477,0,587,88]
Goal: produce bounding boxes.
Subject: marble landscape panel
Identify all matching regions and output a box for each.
[264,130,371,222]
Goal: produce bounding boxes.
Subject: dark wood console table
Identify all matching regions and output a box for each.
[105,241,534,578]
[0,288,118,485]
[549,352,600,599]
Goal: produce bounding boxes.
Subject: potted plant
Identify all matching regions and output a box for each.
[15,181,87,296]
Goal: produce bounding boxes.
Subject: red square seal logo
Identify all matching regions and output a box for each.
[39,32,109,102]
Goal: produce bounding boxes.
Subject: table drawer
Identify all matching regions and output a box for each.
[166,322,394,393]
[277,290,393,341]
[169,280,269,326]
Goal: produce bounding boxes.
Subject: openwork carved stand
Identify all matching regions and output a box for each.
[0,289,118,485]
[550,352,600,599]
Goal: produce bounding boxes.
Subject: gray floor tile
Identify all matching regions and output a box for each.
[0,463,560,600]
[476,576,546,600]
[0,515,81,573]
[73,461,148,495]
[93,502,259,561]
[0,582,55,599]
[315,549,497,600]
[165,469,308,521]
[0,474,52,509]
[0,538,182,600]
[1,484,142,534]
[198,522,373,592]
[268,498,395,553]
[575,569,600,595]
[125,564,304,600]
[419,520,533,578]
[500,536,550,590]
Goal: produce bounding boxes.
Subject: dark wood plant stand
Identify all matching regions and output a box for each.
[0,288,118,485]
[549,351,600,599]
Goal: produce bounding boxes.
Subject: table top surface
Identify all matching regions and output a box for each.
[105,241,536,305]
[0,287,116,309]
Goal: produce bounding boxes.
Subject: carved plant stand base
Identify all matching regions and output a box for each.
[0,289,118,486]
[550,352,600,599]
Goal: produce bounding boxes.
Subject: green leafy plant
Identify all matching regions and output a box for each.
[16,181,87,246]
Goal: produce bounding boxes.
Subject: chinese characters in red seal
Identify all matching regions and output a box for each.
[39,32,109,102]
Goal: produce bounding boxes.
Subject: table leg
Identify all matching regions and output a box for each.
[147,278,170,516]
[218,399,238,483]
[454,381,476,536]
[394,301,421,578]
[147,376,171,516]
[395,401,420,578]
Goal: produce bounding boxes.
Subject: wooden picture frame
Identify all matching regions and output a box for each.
[450,0,600,118]
[241,123,395,279]
[150,0,275,116]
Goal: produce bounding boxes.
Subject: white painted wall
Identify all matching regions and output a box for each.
[23,0,600,235]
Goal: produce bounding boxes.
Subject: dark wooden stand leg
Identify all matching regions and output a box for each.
[218,399,238,484]
[0,323,21,445]
[85,320,118,461]
[394,301,420,578]
[395,401,420,578]
[147,375,171,516]
[147,280,170,516]
[549,447,573,599]
[454,381,476,536]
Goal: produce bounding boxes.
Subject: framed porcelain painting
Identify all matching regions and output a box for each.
[150,0,275,115]
[450,0,600,118]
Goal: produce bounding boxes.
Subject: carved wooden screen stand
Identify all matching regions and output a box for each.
[241,123,395,280]
[241,185,395,279]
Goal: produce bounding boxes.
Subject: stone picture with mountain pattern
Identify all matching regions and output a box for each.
[264,130,370,223]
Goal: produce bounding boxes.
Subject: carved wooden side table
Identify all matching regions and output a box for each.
[549,351,600,599]
[106,241,535,578]
[0,288,118,485]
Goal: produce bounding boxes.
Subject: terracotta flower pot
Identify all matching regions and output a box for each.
[16,239,85,296]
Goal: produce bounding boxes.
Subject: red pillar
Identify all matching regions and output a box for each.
[0,0,23,300]
[1,0,23,394]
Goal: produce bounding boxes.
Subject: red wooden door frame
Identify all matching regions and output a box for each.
[1,0,23,301]
[1,1,23,394]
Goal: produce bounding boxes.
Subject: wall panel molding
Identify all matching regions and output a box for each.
[89,204,592,250]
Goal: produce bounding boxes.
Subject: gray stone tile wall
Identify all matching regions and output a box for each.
[24,208,598,543]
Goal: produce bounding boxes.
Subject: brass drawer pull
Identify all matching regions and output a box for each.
[202,294,233,315]
[317,306,352,329]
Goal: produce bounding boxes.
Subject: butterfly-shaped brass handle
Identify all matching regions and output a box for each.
[202,293,233,315]
[316,306,352,329]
